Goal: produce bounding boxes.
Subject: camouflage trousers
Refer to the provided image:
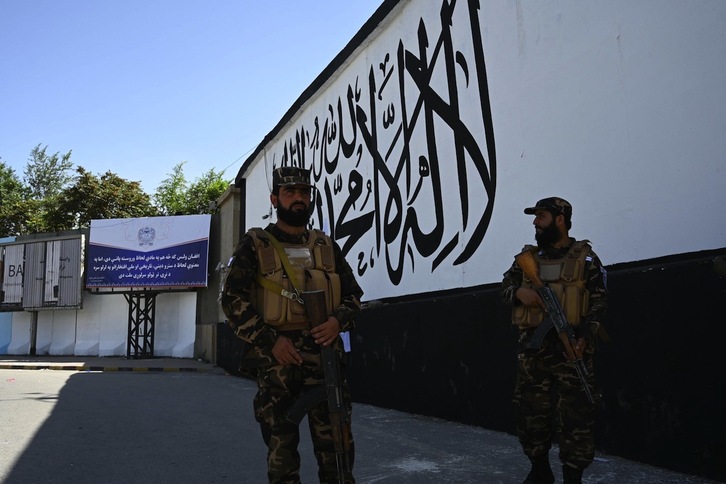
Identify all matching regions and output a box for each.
[253,333,354,484]
[513,347,597,470]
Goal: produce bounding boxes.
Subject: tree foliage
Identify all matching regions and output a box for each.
[7,144,78,234]
[184,168,230,214]
[153,162,188,216]
[1,145,232,237]
[153,162,231,215]
[48,167,158,230]
[0,160,28,237]
[24,144,74,199]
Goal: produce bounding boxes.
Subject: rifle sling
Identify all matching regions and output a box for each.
[255,230,304,304]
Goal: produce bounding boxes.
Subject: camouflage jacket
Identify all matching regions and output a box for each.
[500,238,608,347]
[221,223,364,350]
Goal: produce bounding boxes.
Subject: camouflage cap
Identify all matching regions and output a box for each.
[524,197,572,219]
[271,166,312,188]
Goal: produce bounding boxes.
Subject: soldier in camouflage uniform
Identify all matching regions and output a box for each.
[221,166,363,484]
[501,197,607,484]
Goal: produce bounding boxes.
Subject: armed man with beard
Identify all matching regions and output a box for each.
[221,166,363,484]
[500,197,608,484]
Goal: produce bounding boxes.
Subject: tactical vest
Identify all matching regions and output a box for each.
[248,228,342,331]
[512,240,592,329]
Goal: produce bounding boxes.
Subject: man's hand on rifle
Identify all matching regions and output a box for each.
[561,337,587,362]
[312,317,341,347]
[574,338,586,357]
[272,335,304,366]
[516,287,546,311]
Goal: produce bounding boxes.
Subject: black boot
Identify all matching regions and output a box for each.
[523,454,554,484]
[562,465,584,484]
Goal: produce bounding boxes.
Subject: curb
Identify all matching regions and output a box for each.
[0,364,214,373]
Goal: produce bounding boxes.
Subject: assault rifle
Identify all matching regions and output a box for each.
[514,250,596,403]
[285,290,351,483]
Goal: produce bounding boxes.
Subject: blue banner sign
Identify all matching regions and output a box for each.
[86,215,211,288]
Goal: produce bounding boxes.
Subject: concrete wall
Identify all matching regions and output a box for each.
[207,185,248,371]
[2,291,197,358]
[0,313,11,354]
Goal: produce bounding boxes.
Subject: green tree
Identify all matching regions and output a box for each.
[14,144,76,234]
[154,162,188,215]
[24,144,74,199]
[48,168,158,230]
[154,162,231,215]
[0,160,29,237]
[185,168,230,214]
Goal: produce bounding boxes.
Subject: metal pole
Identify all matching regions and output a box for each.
[29,311,38,356]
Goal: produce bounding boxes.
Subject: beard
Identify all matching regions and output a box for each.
[535,220,561,247]
[277,202,310,227]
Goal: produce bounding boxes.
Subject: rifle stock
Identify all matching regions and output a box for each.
[285,290,351,483]
[514,250,596,403]
[514,249,544,287]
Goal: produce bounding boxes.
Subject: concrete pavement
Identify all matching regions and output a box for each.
[0,356,718,483]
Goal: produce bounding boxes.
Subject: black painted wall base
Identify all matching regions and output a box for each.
[349,287,516,432]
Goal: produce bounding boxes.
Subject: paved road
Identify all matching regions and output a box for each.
[0,358,716,483]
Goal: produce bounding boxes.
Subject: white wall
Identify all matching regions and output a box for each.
[2,292,196,358]
[96,293,131,356]
[483,0,726,264]
[45,310,77,355]
[0,313,11,353]
[6,311,31,355]
[241,0,726,300]
[155,292,197,358]
[0,237,19,350]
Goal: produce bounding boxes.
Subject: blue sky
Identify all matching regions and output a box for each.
[0,0,383,193]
